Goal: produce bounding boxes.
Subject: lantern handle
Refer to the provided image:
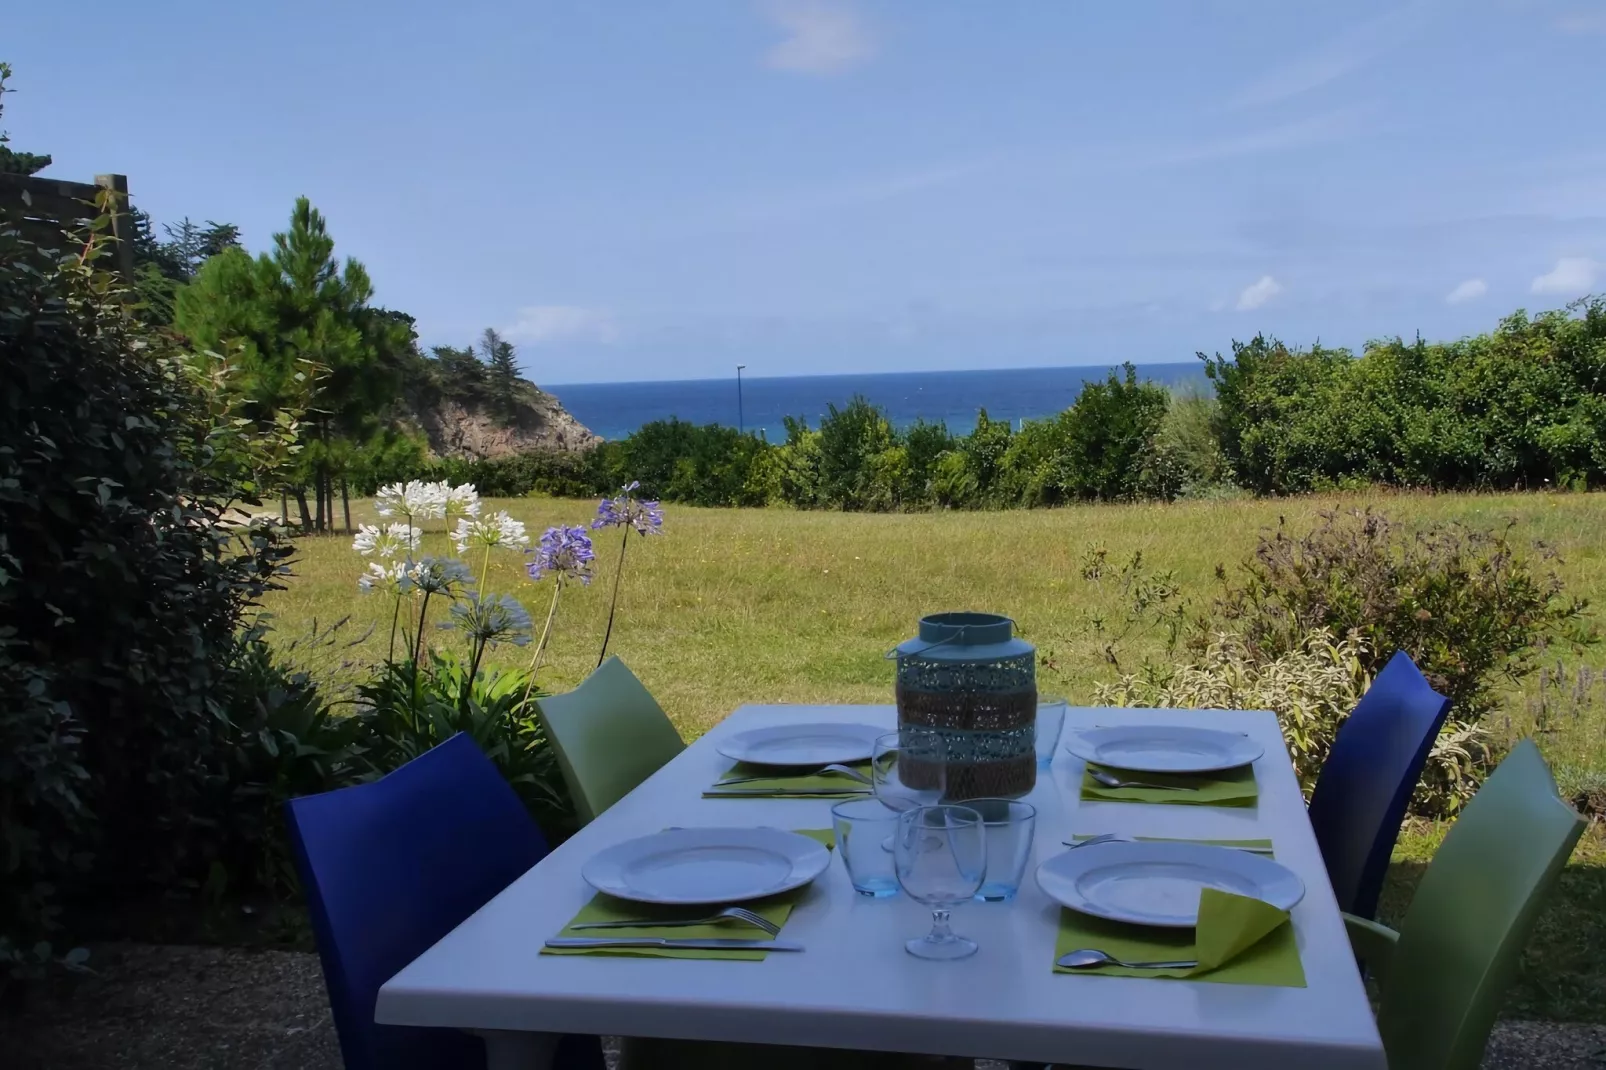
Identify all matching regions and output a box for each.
[883,631,963,661]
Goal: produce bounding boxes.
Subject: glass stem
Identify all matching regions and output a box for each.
[928,908,953,942]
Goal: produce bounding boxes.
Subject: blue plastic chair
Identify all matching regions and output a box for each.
[285,732,604,1070]
[1307,650,1452,919]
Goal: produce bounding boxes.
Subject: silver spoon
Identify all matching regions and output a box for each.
[1088,768,1197,792]
[716,763,872,786]
[1057,948,1197,970]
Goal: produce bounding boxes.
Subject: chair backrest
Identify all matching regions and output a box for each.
[1377,739,1584,1070]
[1307,650,1451,917]
[285,733,550,1070]
[537,656,685,825]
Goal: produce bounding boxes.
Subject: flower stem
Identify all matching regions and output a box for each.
[412,589,434,667]
[519,580,564,712]
[480,544,492,594]
[464,635,486,713]
[387,592,401,663]
[597,526,630,667]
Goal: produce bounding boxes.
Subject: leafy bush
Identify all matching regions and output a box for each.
[1204,300,1606,494]
[0,198,297,948]
[1209,508,1597,721]
[356,652,571,834]
[1096,630,1486,809]
[1097,631,1369,791]
[211,627,364,897]
[816,397,901,510]
[1139,390,1231,499]
[1053,364,1170,500]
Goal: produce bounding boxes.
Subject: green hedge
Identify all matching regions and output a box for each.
[373,301,1606,510]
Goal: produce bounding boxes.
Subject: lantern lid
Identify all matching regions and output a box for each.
[891,611,1034,662]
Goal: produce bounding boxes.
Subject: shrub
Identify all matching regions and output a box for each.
[211,626,363,897]
[1054,363,1170,501]
[816,397,899,510]
[1,206,295,948]
[356,651,571,835]
[1139,390,1231,499]
[1209,508,1597,721]
[1205,301,1606,493]
[1095,630,1486,809]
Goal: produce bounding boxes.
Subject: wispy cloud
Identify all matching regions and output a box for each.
[503,306,620,345]
[1555,11,1606,34]
[1445,278,1488,304]
[1226,1,1440,109]
[763,0,873,75]
[1531,257,1599,296]
[1154,108,1371,166]
[1237,275,1283,311]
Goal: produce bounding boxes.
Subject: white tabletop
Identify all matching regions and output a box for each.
[377,705,1386,1069]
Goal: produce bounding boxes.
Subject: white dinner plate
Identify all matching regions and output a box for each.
[1036,841,1304,928]
[1063,724,1264,773]
[716,722,885,767]
[582,827,832,905]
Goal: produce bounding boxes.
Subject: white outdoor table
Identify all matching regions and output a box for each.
[377,705,1387,1070]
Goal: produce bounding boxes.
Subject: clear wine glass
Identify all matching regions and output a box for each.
[893,804,986,960]
[871,730,947,851]
[871,729,947,813]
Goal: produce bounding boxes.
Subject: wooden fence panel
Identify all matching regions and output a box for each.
[0,172,135,276]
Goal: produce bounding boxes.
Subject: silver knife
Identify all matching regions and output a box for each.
[705,787,868,796]
[546,937,804,951]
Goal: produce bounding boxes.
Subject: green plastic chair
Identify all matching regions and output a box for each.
[537,656,686,825]
[1344,739,1585,1070]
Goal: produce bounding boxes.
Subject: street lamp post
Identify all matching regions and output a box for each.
[737,364,747,434]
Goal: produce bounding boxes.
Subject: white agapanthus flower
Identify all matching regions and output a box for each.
[351,522,422,558]
[375,480,450,521]
[357,560,415,594]
[451,510,530,555]
[444,483,482,520]
[446,592,534,647]
[410,555,475,596]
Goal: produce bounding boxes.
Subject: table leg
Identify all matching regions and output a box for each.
[472,1029,558,1070]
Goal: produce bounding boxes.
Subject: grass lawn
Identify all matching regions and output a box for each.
[262,488,1606,1021]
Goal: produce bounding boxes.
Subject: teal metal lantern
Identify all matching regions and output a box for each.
[891,612,1037,799]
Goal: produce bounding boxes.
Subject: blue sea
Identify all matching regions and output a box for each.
[547,362,1209,442]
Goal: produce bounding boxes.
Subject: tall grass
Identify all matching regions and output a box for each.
[261,489,1606,754]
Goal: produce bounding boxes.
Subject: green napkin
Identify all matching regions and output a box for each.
[1053,854,1305,988]
[1080,763,1259,806]
[543,829,834,961]
[704,761,873,799]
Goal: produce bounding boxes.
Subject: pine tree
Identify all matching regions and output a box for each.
[175,197,404,530]
[0,63,51,176]
[479,327,522,422]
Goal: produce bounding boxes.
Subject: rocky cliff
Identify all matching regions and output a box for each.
[408,379,599,460]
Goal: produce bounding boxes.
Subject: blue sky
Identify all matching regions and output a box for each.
[9,1,1606,383]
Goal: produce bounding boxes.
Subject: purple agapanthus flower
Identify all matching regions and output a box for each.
[592,480,665,536]
[526,525,596,585]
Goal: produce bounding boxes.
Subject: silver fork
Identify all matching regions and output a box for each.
[1088,768,1198,792]
[716,763,872,786]
[570,905,782,936]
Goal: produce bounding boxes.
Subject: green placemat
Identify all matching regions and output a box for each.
[1051,838,1304,987]
[1080,763,1259,806]
[704,761,873,799]
[543,829,833,961]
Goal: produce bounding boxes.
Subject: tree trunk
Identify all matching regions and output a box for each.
[341,477,351,532]
[314,468,326,532]
[293,487,312,529]
[280,491,288,525]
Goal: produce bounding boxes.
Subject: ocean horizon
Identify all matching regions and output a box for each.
[546,361,1211,442]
